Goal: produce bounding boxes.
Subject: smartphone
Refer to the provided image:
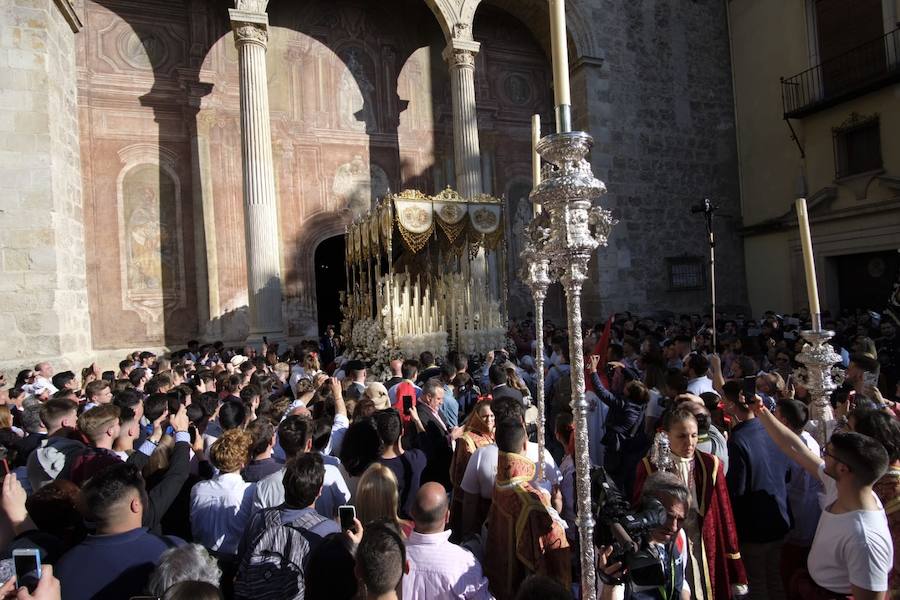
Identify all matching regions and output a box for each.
[863,371,878,388]
[338,505,356,531]
[12,549,41,593]
[742,376,756,403]
[402,395,413,415]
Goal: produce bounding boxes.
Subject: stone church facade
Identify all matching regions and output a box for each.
[0,0,746,370]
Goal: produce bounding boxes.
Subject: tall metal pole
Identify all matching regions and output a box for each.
[532,131,616,600]
[521,216,552,481]
[700,199,717,350]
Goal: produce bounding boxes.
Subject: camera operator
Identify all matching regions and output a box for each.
[597,471,691,600]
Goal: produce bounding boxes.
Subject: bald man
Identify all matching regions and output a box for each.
[402,482,491,600]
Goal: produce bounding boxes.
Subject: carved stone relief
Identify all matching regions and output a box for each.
[332,156,390,216]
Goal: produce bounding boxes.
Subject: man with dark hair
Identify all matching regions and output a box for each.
[416,351,441,385]
[55,463,185,600]
[345,360,367,397]
[27,398,79,490]
[50,371,76,394]
[484,418,569,599]
[847,353,880,395]
[403,482,490,599]
[252,414,350,518]
[356,520,408,600]
[852,409,900,595]
[753,398,893,598]
[117,359,134,379]
[684,353,715,396]
[242,418,281,483]
[236,453,341,599]
[723,386,791,600]
[375,408,426,519]
[83,379,113,411]
[128,367,149,394]
[489,363,523,406]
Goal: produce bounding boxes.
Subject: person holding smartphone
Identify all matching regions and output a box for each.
[751,395,893,600]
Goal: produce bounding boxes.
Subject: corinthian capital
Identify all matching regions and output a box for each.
[233,23,268,47]
[229,9,269,48]
[442,39,480,70]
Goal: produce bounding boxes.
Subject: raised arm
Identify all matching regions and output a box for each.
[751,396,823,480]
[331,376,347,417]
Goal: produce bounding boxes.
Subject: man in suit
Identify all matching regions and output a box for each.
[488,364,524,406]
[416,378,463,490]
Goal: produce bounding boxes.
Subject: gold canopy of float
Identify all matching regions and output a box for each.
[342,188,508,367]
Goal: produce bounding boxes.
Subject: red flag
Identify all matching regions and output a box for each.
[586,315,613,391]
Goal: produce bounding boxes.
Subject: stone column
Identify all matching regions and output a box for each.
[229,10,285,342]
[442,40,483,199]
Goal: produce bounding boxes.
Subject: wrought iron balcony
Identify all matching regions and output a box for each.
[782,28,900,119]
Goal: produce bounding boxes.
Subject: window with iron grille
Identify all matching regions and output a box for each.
[833,114,882,179]
[666,257,705,291]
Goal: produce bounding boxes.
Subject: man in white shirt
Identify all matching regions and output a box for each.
[252,414,350,519]
[403,482,491,600]
[32,361,58,395]
[684,353,717,397]
[752,397,893,599]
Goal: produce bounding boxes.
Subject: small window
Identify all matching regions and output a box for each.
[667,257,705,291]
[833,114,882,179]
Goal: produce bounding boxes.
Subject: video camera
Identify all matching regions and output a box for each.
[591,467,667,587]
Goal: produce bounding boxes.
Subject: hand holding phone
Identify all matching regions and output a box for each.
[402,395,413,415]
[338,505,356,531]
[742,376,757,405]
[13,549,41,593]
[863,371,879,388]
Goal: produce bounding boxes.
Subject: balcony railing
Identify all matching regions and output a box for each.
[782,28,900,119]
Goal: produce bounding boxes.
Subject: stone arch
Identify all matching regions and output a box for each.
[425,0,601,59]
[286,211,356,337]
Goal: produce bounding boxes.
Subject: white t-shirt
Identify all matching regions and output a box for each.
[686,376,717,397]
[459,441,561,499]
[807,463,893,593]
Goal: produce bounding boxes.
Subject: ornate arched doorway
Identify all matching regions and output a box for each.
[314,234,348,336]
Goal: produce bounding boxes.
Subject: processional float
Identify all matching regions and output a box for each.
[342,188,508,370]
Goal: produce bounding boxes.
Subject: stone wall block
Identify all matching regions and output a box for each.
[15,312,58,335]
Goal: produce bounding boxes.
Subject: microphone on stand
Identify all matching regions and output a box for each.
[690,199,719,214]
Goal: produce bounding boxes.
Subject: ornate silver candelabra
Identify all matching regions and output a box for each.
[795,328,844,446]
[530,131,616,600]
[519,213,552,480]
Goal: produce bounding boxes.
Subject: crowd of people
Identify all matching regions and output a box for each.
[0,307,896,600]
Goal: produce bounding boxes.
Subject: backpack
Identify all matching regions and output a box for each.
[233,507,330,600]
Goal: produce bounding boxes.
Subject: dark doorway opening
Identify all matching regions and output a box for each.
[315,235,348,335]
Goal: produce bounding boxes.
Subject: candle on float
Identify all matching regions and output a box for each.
[549,0,571,129]
[795,198,821,320]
